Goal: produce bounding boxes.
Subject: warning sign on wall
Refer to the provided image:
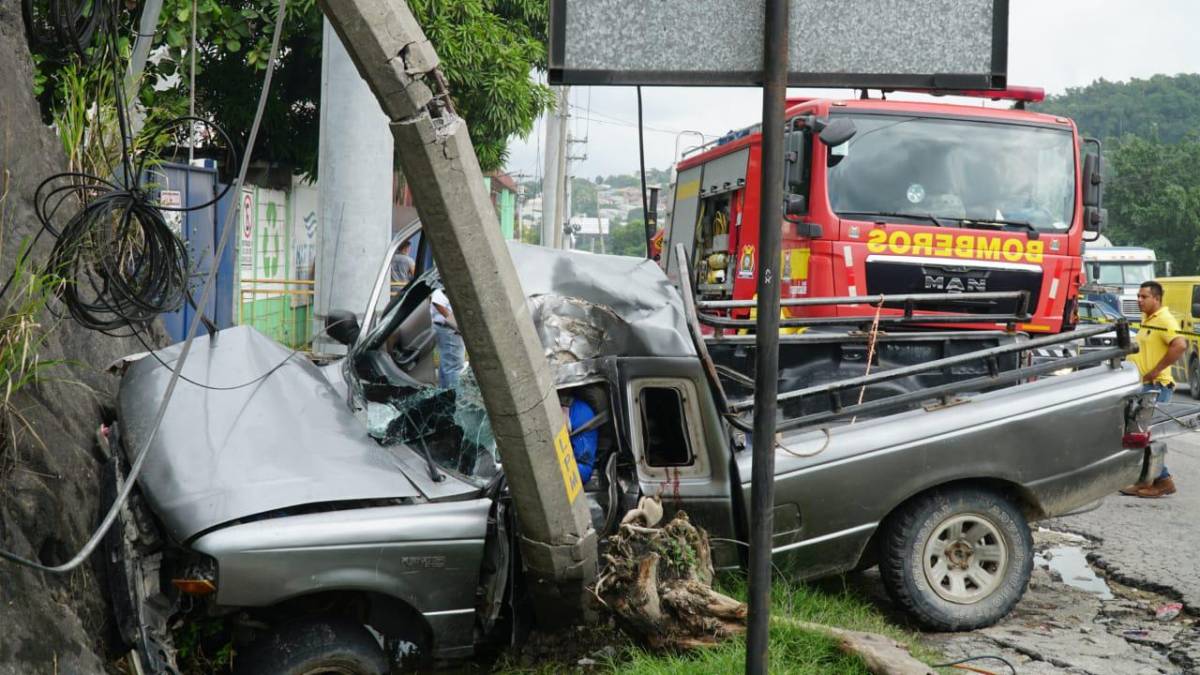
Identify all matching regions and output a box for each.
[239,189,254,274]
[160,190,183,236]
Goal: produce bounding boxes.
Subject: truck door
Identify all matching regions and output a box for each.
[623,367,739,569]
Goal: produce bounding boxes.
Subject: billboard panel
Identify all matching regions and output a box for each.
[549,0,1007,90]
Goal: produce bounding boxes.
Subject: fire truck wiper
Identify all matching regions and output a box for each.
[839,211,950,228]
[959,217,1035,232]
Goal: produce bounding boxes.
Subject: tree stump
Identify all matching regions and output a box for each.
[596,497,746,649]
[596,498,936,674]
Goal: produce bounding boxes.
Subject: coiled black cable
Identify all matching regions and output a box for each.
[23,2,239,335]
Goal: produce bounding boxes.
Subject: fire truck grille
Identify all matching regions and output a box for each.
[864,259,1044,316]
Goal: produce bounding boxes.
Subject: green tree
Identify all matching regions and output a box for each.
[1104,135,1200,275]
[33,0,552,177]
[608,219,649,257]
[570,177,597,217]
[1034,74,1200,144]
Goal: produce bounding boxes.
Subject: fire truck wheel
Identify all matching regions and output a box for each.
[1190,359,1200,400]
[235,617,388,675]
[878,486,1032,632]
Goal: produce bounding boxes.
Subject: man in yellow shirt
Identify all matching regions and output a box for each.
[1122,281,1185,498]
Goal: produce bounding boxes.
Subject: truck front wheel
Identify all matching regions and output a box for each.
[878,486,1032,631]
[234,617,388,675]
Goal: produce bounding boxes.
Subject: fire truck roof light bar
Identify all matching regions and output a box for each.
[899,85,1045,103]
[726,320,1127,414]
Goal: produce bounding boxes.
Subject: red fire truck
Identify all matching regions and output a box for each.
[664,87,1105,334]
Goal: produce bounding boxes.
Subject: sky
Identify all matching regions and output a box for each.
[503,1,1200,181]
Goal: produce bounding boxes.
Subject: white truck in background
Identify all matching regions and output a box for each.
[1081,243,1166,321]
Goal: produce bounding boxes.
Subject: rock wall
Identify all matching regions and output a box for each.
[0,1,146,672]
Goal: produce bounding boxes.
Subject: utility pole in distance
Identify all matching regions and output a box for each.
[316,0,597,623]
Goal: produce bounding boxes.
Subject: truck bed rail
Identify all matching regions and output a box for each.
[672,244,1135,433]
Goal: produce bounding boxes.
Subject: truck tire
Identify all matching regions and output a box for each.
[1190,359,1200,400]
[235,617,388,675]
[878,486,1032,631]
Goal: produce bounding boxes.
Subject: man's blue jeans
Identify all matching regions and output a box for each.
[1142,383,1172,480]
[435,322,465,389]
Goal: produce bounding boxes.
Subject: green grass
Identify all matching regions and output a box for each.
[498,574,938,674]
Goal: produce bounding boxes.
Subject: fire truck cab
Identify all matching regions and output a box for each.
[665,88,1105,334]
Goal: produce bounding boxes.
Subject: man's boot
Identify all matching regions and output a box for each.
[1121,475,1176,498]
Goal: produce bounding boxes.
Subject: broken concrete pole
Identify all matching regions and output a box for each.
[315,0,597,622]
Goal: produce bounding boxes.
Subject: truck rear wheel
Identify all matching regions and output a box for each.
[1190,359,1200,400]
[878,486,1031,631]
[234,617,388,675]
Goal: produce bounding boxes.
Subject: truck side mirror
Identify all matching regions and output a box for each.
[784,119,809,221]
[1090,263,1101,280]
[326,309,360,346]
[1084,206,1106,233]
[1082,138,1103,208]
[817,117,856,148]
[1082,154,1103,207]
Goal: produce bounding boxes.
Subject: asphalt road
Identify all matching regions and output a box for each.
[1049,432,1200,610]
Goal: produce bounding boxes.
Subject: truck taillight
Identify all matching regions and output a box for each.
[1122,431,1151,448]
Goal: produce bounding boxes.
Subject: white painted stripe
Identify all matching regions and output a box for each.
[772,522,877,554]
[848,285,858,296]
[423,608,475,617]
[864,254,1042,274]
[842,245,854,267]
[1048,278,1060,300]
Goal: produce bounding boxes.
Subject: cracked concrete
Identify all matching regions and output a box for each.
[1046,433,1200,615]
[920,530,1196,674]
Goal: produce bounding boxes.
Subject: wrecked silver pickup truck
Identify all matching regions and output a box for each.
[105,224,1165,673]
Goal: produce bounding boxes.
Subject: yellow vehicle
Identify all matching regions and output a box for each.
[1157,276,1200,397]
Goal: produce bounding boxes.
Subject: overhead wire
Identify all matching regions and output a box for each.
[0,0,289,573]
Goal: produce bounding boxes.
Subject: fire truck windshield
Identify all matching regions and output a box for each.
[826,114,1076,233]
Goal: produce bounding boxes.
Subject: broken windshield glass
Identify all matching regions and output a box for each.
[366,369,499,487]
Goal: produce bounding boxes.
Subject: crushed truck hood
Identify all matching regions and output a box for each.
[118,326,422,542]
[508,243,695,359]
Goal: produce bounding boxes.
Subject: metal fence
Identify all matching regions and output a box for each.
[238,278,407,350]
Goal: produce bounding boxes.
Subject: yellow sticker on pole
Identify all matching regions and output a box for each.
[554,425,583,504]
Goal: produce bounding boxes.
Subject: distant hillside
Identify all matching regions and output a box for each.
[1033,73,1200,143]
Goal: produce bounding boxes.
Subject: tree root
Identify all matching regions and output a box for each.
[597,498,934,674]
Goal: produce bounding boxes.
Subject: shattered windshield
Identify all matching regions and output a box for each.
[827,114,1076,232]
[364,368,499,487]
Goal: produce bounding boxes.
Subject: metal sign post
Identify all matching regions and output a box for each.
[547,2,1007,668]
[745,3,787,671]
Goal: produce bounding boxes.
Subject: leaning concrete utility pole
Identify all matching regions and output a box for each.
[316,0,597,621]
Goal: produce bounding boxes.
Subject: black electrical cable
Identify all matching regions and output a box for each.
[23,10,239,335]
[0,0,288,574]
[931,654,1018,674]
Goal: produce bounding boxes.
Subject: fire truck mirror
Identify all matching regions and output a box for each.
[1085,206,1106,233]
[817,117,857,148]
[784,194,808,218]
[1082,153,1104,207]
[784,126,808,195]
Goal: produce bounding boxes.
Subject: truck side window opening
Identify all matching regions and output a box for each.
[639,387,694,467]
